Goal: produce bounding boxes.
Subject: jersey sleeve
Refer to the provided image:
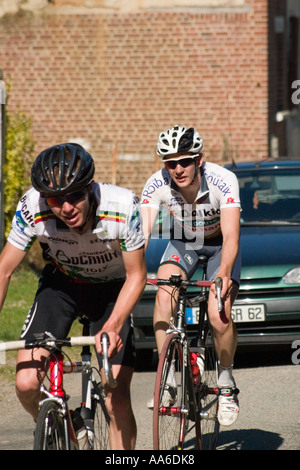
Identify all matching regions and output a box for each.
[140,169,169,209]
[120,192,145,252]
[7,191,37,251]
[219,170,241,210]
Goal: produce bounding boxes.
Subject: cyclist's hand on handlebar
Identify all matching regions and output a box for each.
[95,330,123,359]
[221,276,233,299]
[211,275,232,299]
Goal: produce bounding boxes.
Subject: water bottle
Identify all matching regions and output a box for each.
[80,406,94,448]
[71,408,90,450]
[190,352,200,385]
[196,347,205,377]
[190,338,205,378]
[76,426,90,450]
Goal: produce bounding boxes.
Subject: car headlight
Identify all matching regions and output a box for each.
[283,267,300,284]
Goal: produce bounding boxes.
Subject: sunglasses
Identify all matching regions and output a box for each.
[43,188,88,208]
[165,157,195,170]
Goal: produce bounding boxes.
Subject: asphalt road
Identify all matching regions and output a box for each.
[0,348,299,451]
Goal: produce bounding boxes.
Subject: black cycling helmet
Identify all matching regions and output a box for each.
[31,143,95,196]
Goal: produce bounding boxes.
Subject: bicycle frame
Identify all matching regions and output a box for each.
[150,272,222,449]
[38,325,115,450]
[186,290,220,422]
[0,328,115,451]
[182,279,221,422]
[39,350,80,450]
[38,336,97,449]
[161,288,205,426]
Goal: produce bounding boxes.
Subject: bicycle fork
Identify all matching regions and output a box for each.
[78,347,95,447]
[38,351,78,450]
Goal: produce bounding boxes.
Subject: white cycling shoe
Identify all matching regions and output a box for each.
[218,386,240,426]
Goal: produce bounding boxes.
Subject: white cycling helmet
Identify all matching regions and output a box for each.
[157,125,203,160]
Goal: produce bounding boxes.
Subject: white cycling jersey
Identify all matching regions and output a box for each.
[141,161,240,246]
[8,183,144,283]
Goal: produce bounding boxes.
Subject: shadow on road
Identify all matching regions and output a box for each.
[216,428,284,450]
[183,428,284,451]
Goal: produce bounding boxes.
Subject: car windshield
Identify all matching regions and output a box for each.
[236,168,300,225]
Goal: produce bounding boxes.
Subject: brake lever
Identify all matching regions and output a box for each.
[214,277,223,313]
[100,332,118,389]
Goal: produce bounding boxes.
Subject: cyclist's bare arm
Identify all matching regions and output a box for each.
[211,207,240,298]
[0,242,27,311]
[141,205,159,251]
[94,245,147,358]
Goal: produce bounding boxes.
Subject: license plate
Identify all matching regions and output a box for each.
[231,304,265,323]
[186,307,200,324]
[186,304,265,324]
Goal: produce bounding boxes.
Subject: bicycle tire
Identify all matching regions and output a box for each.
[33,400,68,450]
[153,333,196,450]
[198,329,220,450]
[92,382,110,450]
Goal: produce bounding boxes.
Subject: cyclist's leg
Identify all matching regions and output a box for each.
[205,246,241,426]
[154,263,186,354]
[16,267,77,420]
[206,246,241,374]
[154,240,198,354]
[208,283,238,373]
[16,348,50,421]
[88,289,137,450]
[102,364,136,450]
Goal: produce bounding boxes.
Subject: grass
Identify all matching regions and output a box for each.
[0,265,82,381]
[1,266,39,342]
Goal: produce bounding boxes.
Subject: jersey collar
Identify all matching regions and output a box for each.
[169,165,210,204]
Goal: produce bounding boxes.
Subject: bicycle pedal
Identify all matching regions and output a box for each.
[164,384,177,401]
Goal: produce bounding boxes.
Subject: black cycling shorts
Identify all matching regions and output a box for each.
[160,237,241,285]
[20,265,135,368]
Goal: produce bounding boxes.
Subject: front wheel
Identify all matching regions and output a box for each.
[198,330,220,450]
[34,400,68,450]
[92,382,110,450]
[153,333,194,450]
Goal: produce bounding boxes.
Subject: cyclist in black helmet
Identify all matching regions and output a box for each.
[0,143,147,450]
[141,126,241,426]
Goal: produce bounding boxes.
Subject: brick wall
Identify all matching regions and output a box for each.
[268,0,288,156]
[0,0,269,197]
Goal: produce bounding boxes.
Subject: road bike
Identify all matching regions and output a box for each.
[148,255,232,450]
[0,317,116,450]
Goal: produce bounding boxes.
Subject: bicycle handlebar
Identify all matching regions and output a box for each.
[147,274,223,312]
[147,277,212,288]
[214,276,223,313]
[0,335,96,353]
[100,332,118,389]
[0,332,118,388]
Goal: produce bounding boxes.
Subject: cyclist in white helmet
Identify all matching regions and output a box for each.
[141,125,241,426]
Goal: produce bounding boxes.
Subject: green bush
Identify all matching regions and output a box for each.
[4,86,35,238]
